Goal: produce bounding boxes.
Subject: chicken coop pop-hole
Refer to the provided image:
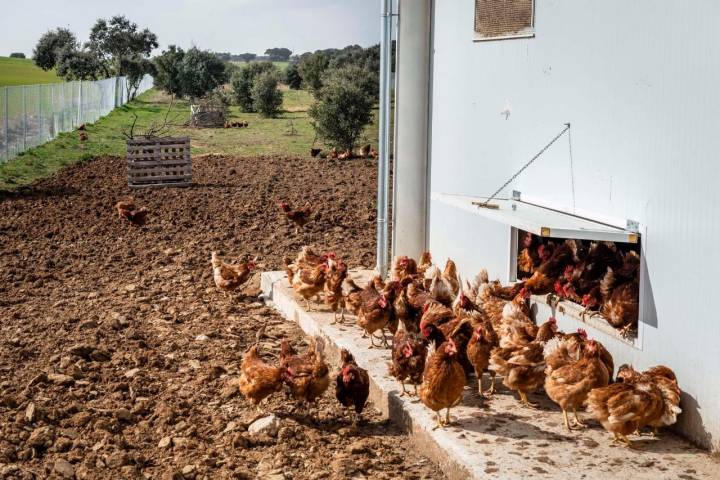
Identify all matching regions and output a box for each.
[512,228,641,345]
[430,191,644,347]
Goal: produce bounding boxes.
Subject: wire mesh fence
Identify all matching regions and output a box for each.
[0,75,153,163]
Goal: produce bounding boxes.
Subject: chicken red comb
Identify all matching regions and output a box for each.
[577,328,588,339]
[422,302,430,313]
[548,316,557,324]
[554,280,564,295]
[378,295,388,309]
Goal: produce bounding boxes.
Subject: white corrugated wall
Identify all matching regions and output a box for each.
[427,0,720,450]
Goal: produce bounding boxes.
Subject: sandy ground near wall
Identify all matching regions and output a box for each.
[0,155,442,479]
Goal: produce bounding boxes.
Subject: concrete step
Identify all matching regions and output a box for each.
[261,270,719,480]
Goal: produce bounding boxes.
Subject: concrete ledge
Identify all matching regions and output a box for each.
[261,270,719,480]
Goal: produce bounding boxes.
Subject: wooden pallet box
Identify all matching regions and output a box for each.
[127,136,192,188]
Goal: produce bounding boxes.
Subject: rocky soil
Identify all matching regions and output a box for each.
[0,155,443,479]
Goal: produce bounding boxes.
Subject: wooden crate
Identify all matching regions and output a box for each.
[127,136,192,188]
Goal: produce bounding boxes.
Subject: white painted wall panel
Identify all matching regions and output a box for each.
[428,0,720,450]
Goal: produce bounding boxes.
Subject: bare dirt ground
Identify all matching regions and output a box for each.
[0,155,443,479]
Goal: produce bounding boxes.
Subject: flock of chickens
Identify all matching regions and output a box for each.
[208,244,681,448]
[117,194,674,448]
[516,230,641,337]
[309,144,378,160]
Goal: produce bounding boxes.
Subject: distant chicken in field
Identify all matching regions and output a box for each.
[310,148,322,157]
[335,349,370,424]
[359,144,371,158]
[115,198,148,226]
[211,252,256,294]
[545,340,610,430]
[279,200,313,233]
[420,339,466,428]
[389,327,427,396]
[280,337,330,410]
[238,330,283,408]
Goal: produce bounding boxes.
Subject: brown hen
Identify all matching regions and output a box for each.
[419,340,466,428]
[545,340,610,430]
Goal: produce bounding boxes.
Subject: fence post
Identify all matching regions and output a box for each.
[22,86,27,151]
[78,80,83,126]
[3,87,8,162]
[38,84,42,143]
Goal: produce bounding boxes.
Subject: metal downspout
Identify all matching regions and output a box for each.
[376,0,393,277]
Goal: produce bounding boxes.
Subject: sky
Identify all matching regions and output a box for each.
[0,0,380,58]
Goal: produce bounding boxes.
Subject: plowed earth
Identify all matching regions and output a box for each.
[0,155,442,479]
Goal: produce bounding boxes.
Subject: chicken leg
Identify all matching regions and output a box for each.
[380,329,390,348]
[432,411,444,429]
[572,408,587,428]
[486,373,497,396]
[398,381,408,397]
[612,432,634,448]
[518,390,539,408]
[445,407,453,426]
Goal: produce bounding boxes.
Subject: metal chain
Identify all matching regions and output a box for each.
[481,123,571,206]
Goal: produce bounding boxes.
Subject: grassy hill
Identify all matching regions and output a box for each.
[0,56,62,87]
[0,88,380,190]
[231,60,289,71]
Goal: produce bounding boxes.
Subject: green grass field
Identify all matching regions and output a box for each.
[0,87,379,190]
[230,60,289,71]
[0,56,62,87]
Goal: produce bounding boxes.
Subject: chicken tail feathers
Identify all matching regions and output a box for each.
[600,267,616,299]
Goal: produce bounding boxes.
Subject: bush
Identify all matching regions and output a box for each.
[153,45,185,97]
[298,52,329,93]
[284,63,302,90]
[33,28,77,70]
[231,61,277,112]
[252,72,283,117]
[9,52,26,59]
[325,64,377,103]
[178,47,228,100]
[309,67,374,151]
[56,47,104,80]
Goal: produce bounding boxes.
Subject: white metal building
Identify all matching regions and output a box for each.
[391,0,720,451]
